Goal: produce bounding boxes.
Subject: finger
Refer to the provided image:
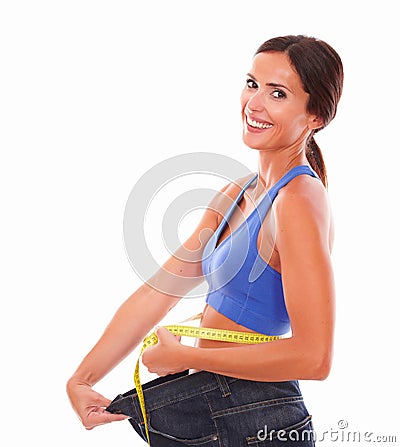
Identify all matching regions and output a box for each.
[156,326,181,342]
[155,326,169,341]
[155,326,166,336]
[85,407,129,429]
[92,395,112,407]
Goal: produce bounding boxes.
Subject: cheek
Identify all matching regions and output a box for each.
[273,104,308,128]
[289,110,309,131]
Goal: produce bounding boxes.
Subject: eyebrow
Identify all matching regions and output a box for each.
[246,73,293,94]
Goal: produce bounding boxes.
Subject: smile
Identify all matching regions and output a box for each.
[246,117,273,129]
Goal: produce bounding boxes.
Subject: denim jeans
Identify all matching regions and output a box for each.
[106,369,315,446]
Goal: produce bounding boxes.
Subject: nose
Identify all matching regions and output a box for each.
[246,90,264,113]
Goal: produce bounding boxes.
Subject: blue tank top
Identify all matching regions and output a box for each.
[201,165,320,335]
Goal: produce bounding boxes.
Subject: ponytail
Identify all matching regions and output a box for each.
[306,133,327,188]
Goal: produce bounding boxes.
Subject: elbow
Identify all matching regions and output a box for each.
[311,357,332,380]
[292,333,333,381]
[306,350,333,381]
[294,339,333,380]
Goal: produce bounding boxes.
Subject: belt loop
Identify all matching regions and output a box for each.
[214,373,232,397]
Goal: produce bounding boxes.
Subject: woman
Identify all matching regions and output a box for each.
[67,34,343,446]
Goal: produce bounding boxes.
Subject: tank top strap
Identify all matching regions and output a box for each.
[268,165,320,202]
[204,172,258,254]
[253,165,321,227]
[214,172,258,240]
[247,165,321,283]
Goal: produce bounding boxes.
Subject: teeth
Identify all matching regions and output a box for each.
[248,118,272,129]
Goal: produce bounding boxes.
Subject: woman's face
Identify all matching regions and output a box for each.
[240,51,319,151]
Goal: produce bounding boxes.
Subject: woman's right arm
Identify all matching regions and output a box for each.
[66,180,235,429]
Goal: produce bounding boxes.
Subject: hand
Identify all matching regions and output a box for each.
[66,378,129,430]
[142,326,187,376]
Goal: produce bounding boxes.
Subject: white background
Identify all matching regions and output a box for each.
[1,1,399,445]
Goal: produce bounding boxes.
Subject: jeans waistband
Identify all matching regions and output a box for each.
[108,369,303,419]
[107,369,239,418]
[144,370,237,412]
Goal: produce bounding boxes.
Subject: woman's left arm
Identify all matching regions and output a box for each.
[144,180,335,381]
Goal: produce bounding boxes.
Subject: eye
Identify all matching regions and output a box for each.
[271,89,286,99]
[246,78,258,89]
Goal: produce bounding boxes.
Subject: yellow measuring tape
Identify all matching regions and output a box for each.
[134,320,281,446]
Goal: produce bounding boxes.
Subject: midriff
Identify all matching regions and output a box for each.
[188,303,260,374]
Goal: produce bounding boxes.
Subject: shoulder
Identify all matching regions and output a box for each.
[274,173,332,246]
[214,171,256,210]
[276,173,330,218]
[225,172,256,195]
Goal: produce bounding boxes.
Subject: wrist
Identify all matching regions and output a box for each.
[67,373,94,389]
[181,344,202,371]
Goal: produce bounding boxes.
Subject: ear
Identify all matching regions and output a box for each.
[307,115,324,130]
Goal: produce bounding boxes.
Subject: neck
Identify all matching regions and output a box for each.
[254,146,309,195]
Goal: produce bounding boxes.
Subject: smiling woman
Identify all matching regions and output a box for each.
[67,34,344,446]
[242,52,321,152]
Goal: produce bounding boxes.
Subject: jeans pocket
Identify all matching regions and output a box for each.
[246,415,314,446]
[147,412,219,446]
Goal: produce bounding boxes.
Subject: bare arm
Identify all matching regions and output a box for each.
[68,284,182,387]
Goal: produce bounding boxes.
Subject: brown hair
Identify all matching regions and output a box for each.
[255,35,344,188]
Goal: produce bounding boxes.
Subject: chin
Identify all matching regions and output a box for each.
[242,135,268,151]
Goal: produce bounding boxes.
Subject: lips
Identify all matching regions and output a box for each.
[245,115,273,132]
